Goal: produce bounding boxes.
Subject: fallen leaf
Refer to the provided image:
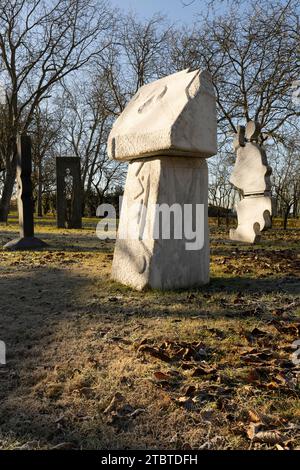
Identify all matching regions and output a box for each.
[266,381,280,390]
[247,423,283,445]
[191,365,217,377]
[247,422,263,439]
[250,328,269,337]
[253,430,283,445]
[248,410,261,423]
[154,371,171,381]
[241,349,274,363]
[271,320,300,337]
[138,345,171,363]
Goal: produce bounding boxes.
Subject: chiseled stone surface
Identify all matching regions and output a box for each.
[230,142,272,195]
[109,68,217,290]
[229,121,272,244]
[108,68,217,161]
[229,194,272,244]
[111,157,209,290]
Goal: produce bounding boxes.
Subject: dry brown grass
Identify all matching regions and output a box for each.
[0,214,299,450]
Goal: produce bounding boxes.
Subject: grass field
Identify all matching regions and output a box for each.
[0,214,299,450]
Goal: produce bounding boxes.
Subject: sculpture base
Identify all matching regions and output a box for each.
[111,156,209,291]
[230,194,272,244]
[3,236,48,251]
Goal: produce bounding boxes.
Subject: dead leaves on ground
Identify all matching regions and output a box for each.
[236,319,300,393]
[247,423,283,445]
[138,344,172,363]
[175,383,232,412]
[137,339,208,363]
[153,370,182,387]
[214,248,300,278]
[0,250,93,269]
[134,318,300,449]
[271,319,300,337]
[246,418,300,450]
[136,323,299,395]
[218,295,300,320]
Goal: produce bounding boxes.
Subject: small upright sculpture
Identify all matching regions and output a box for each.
[3,134,47,250]
[108,68,217,290]
[229,121,272,244]
[56,157,82,229]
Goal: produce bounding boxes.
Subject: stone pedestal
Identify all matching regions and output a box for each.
[3,135,47,251]
[112,157,209,290]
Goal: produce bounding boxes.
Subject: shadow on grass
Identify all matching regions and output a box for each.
[0,267,92,447]
[0,229,114,253]
[204,275,300,295]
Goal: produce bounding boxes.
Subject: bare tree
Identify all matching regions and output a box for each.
[29,103,62,216]
[64,13,174,213]
[60,71,126,215]
[170,0,300,217]
[208,153,236,226]
[272,137,300,228]
[0,0,114,221]
[119,13,173,94]
[171,0,299,141]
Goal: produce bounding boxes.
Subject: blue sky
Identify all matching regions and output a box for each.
[110,0,214,25]
[109,0,293,24]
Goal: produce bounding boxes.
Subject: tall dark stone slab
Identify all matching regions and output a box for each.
[56,157,82,229]
[3,134,48,250]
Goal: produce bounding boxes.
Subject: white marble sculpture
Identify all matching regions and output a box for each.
[229,121,272,244]
[108,68,217,161]
[108,68,217,290]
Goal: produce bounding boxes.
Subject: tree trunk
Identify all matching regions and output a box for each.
[37,157,43,217]
[226,211,229,228]
[217,208,221,227]
[0,161,16,222]
[293,191,298,218]
[283,210,289,230]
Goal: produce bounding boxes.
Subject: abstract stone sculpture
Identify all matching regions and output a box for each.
[3,134,48,250]
[108,68,217,161]
[108,68,217,290]
[229,121,272,244]
[56,157,82,229]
